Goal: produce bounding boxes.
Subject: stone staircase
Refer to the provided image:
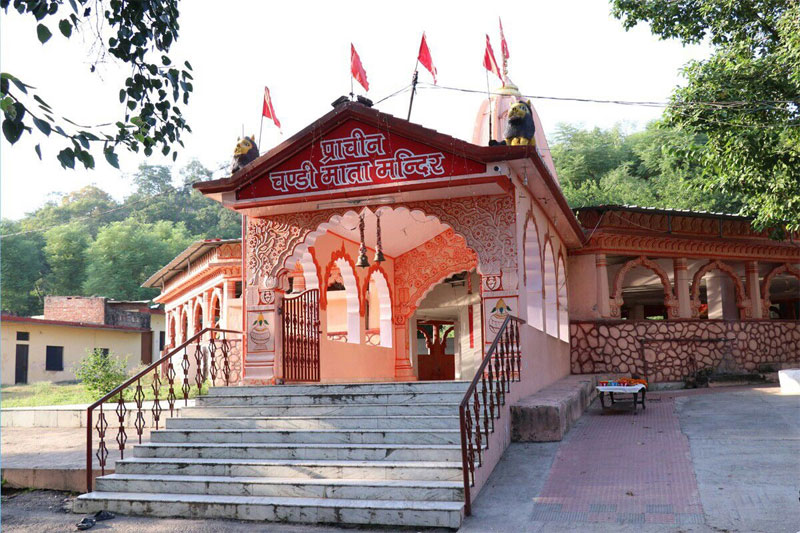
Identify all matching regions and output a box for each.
[75,381,472,528]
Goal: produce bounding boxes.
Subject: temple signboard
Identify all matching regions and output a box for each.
[237,120,486,200]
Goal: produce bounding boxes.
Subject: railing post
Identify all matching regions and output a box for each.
[85,408,92,493]
[458,404,472,516]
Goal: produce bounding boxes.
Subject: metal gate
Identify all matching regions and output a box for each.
[281,289,321,382]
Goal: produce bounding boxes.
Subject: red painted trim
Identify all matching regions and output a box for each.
[327,230,398,261]
[228,176,503,211]
[241,214,248,379]
[1,314,148,332]
[361,263,394,319]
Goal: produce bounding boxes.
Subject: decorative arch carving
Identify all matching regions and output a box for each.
[192,299,203,333]
[610,256,678,318]
[320,244,360,311]
[690,260,750,319]
[361,263,393,317]
[393,228,478,324]
[542,237,559,335]
[247,196,516,290]
[761,263,800,317]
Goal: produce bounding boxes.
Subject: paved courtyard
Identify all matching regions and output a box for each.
[462,385,800,533]
[1,386,797,532]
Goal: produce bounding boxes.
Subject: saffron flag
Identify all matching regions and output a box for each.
[262,86,281,130]
[483,34,503,82]
[351,43,370,91]
[417,33,437,84]
[499,17,510,60]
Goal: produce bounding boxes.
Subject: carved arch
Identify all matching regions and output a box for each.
[392,228,478,324]
[542,236,558,336]
[522,210,544,330]
[320,244,361,311]
[192,299,203,334]
[248,196,515,290]
[556,250,569,341]
[761,263,800,317]
[361,263,393,317]
[690,260,750,319]
[610,256,678,319]
[362,264,393,347]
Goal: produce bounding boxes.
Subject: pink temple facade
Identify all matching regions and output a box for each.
[148,87,798,387]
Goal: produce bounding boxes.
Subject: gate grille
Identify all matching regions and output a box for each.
[282,289,320,382]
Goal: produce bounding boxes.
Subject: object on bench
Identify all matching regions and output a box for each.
[597,384,646,413]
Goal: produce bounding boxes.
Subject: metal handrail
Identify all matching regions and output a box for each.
[458,315,524,515]
[85,327,243,492]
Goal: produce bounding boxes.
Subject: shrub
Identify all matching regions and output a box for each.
[75,348,129,399]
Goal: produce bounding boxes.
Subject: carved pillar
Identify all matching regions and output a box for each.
[393,318,416,381]
[596,254,611,317]
[673,258,692,318]
[481,273,519,346]
[745,261,762,319]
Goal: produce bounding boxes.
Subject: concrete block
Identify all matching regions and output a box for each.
[778,369,800,394]
[510,375,598,442]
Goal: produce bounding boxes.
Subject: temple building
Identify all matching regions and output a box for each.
[144,86,799,387]
[79,82,798,528]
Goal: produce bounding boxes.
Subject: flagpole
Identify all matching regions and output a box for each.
[406,60,419,121]
[485,70,493,142]
[258,114,264,150]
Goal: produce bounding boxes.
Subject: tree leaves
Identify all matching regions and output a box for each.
[612,0,800,231]
[58,19,72,38]
[36,23,52,43]
[4,0,192,173]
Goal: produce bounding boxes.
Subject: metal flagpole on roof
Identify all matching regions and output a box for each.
[407,60,419,121]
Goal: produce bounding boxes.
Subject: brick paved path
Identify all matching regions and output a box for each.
[532,397,704,526]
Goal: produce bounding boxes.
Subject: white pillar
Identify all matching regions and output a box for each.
[596,254,611,317]
[707,271,738,320]
[745,261,762,319]
[674,258,692,318]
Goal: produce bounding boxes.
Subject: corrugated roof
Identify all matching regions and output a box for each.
[141,238,240,289]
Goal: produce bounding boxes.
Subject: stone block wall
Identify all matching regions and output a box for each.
[570,320,800,382]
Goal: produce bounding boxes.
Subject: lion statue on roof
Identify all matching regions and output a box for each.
[231,135,259,173]
[504,100,536,146]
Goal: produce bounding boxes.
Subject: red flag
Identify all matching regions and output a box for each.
[483,34,503,82]
[499,18,510,60]
[417,32,437,84]
[350,43,369,91]
[261,86,281,130]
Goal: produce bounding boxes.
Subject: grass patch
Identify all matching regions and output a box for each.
[1,377,209,408]
[1,381,94,408]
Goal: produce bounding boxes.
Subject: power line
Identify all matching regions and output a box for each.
[415,82,799,111]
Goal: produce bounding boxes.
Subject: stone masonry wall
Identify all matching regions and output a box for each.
[570,320,800,382]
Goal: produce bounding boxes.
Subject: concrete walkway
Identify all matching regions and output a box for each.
[462,386,799,533]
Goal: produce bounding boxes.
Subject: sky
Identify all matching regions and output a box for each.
[0,1,711,221]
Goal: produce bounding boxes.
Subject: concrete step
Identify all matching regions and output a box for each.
[132,442,463,462]
[151,428,462,445]
[114,457,465,481]
[184,403,459,418]
[206,381,470,397]
[95,473,464,501]
[166,415,460,431]
[197,391,466,406]
[74,491,463,528]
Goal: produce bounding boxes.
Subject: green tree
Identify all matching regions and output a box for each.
[1,0,193,170]
[1,219,46,315]
[551,120,743,213]
[43,222,90,295]
[83,219,193,300]
[611,0,800,230]
[125,162,241,239]
[24,185,121,236]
